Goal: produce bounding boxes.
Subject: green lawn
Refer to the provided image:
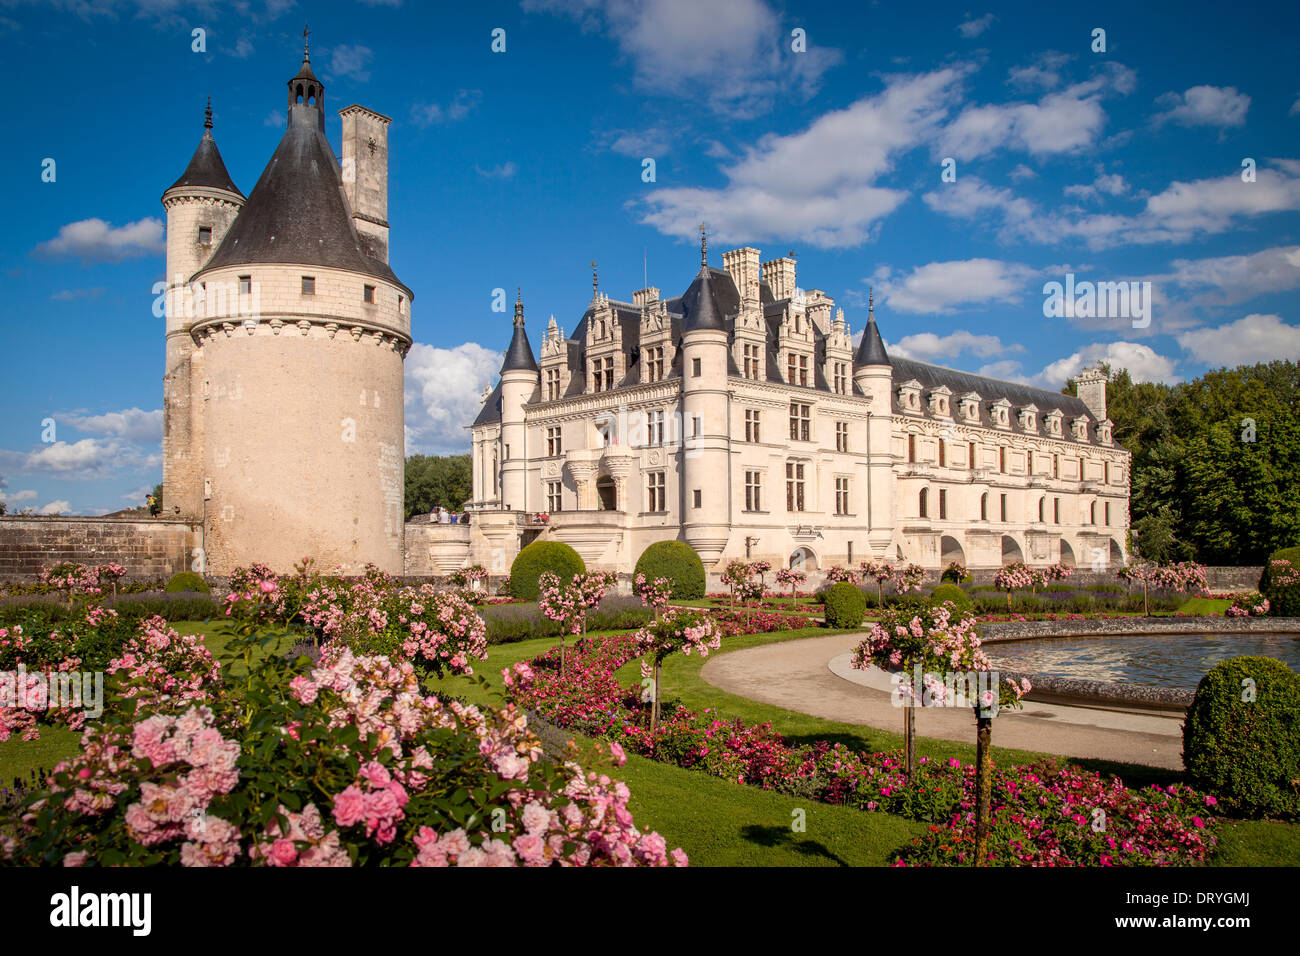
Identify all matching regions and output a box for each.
[4,619,1295,866]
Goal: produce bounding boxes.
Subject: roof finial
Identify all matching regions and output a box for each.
[698,223,708,266]
[591,261,598,297]
[204,95,213,131]
[868,286,874,321]
[514,287,525,326]
[302,21,311,61]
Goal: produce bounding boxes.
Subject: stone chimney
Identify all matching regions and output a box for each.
[722,247,762,307]
[761,256,797,301]
[1075,365,1108,420]
[632,286,660,309]
[339,104,391,263]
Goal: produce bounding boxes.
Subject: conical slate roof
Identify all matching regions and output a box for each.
[855,311,889,366]
[501,296,539,373]
[197,106,409,294]
[680,263,728,332]
[166,128,243,198]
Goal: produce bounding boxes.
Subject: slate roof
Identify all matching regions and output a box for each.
[166,129,244,198]
[196,104,409,296]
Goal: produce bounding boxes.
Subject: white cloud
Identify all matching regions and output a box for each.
[1034,342,1179,390]
[637,66,968,248]
[1007,51,1071,91]
[890,330,1025,362]
[405,342,502,454]
[976,360,1029,382]
[1176,313,1300,366]
[0,488,37,503]
[264,109,284,127]
[0,439,159,478]
[1163,245,1300,304]
[33,217,164,262]
[475,162,518,179]
[329,44,373,82]
[938,63,1135,160]
[1008,164,1037,182]
[58,407,163,443]
[1064,172,1129,201]
[1291,94,1300,117]
[51,287,106,301]
[603,127,672,157]
[410,89,482,128]
[525,0,843,117]
[38,500,71,516]
[871,258,1037,314]
[956,13,995,38]
[1153,85,1250,128]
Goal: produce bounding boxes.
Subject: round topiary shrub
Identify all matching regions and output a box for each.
[633,541,705,600]
[1259,546,1300,617]
[823,581,866,628]
[1183,655,1300,818]
[508,541,586,601]
[164,571,209,594]
[929,583,972,610]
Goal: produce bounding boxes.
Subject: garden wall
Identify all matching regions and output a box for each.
[0,515,200,583]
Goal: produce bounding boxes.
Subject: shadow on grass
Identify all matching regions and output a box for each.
[739,824,853,866]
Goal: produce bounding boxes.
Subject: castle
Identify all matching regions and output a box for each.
[154,40,1129,581]
[465,235,1131,576]
[161,39,410,576]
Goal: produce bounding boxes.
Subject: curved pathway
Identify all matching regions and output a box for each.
[699,633,1186,770]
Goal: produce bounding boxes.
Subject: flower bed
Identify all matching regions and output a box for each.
[503,633,1221,866]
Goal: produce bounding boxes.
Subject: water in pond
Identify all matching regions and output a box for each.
[985,633,1300,690]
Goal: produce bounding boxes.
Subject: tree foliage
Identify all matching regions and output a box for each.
[404,454,472,519]
[1064,360,1300,564]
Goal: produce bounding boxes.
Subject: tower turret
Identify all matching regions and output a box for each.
[160,99,244,521]
[679,230,732,566]
[499,291,539,511]
[853,290,895,557]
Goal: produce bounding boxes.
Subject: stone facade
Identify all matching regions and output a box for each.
[466,241,1132,575]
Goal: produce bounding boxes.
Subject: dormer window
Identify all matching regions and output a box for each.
[198,227,212,245]
[928,387,952,418]
[898,380,923,413]
[1018,404,1039,433]
[1045,410,1063,437]
[959,392,981,423]
[1071,416,1090,441]
[990,398,1012,429]
[1097,419,1113,444]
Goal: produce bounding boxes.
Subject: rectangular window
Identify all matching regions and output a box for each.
[545,368,561,401]
[547,481,562,513]
[786,461,806,512]
[835,421,849,452]
[1054,498,1061,524]
[692,357,701,377]
[908,434,916,463]
[835,477,850,516]
[744,409,761,443]
[1078,456,1086,481]
[198,226,212,245]
[398,295,405,314]
[645,346,664,383]
[649,409,665,445]
[1053,454,1060,479]
[938,441,946,468]
[745,471,762,512]
[969,441,977,470]
[647,472,666,512]
[939,489,947,520]
[980,494,988,521]
[604,357,614,391]
[833,362,848,395]
[1000,493,1007,522]
[692,489,702,509]
[302,276,315,295]
[546,426,562,457]
[999,446,1007,473]
[789,403,810,441]
[743,343,760,380]
[1105,501,1111,526]
[363,285,375,304]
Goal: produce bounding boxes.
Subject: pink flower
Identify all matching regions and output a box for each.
[332,786,367,828]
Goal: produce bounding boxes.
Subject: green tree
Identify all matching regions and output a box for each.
[404,454,472,519]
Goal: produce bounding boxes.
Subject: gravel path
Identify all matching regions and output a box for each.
[699,633,1187,770]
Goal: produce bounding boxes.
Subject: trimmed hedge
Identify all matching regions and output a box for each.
[633,540,706,600]
[929,583,972,609]
[1260,546,1300,617]
[1183,655,1300,819]
[164,571,209,594]
[508,540,586,600]
[823,581,866,628]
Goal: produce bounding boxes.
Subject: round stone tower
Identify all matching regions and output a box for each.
[853,291,895,558]
[498,292,539,512]
[169,38,413,576]
[679,234,732,566]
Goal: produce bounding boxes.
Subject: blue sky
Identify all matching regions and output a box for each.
[1,0,1297,516]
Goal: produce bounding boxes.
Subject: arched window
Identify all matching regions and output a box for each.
[1090,500,1098,525]
[919,487,929,518]
[1038,497,1045,522]
[980,492,988,521]
[295,84,304,104]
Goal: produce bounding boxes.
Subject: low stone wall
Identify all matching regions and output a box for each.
[0,515,201,582]
[403,522,471,575]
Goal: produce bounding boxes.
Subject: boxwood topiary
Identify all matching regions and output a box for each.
[1259,546,1300,617]
[1183,655,1300,819]
[164,571,209,594]
[823,581,866,628]
[633,540,705,600]
[508,540,586,601]
[929,583,972,610]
